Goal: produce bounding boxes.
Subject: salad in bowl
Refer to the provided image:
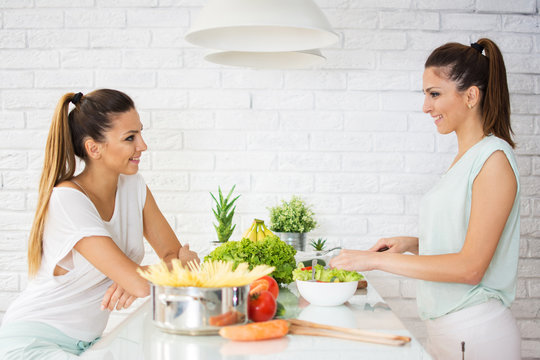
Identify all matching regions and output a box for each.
[293,264,364,306]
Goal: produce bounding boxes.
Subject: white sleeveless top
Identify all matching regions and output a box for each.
[2,174,147,341]
[417,135,520,320]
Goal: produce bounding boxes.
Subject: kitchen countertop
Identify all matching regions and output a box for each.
[81,282,433,360]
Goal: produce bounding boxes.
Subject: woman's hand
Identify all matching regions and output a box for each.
[368,236,419,255]
[329,249,375,272]
[178,244,200,266]
[101,282,138,311]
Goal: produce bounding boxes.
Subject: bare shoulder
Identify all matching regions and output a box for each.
[475,150,517,195]
[482,150,515,178]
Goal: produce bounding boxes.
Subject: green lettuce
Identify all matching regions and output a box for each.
[292,264,363,283]
[205,236,296,285]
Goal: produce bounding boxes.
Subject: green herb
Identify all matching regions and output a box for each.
[268,195,317,233]
[210,185,240,243]
[205,236,297,285]
[310,238,327,251]
[292,264,363,283]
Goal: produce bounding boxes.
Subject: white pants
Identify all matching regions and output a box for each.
[424,300,520,360]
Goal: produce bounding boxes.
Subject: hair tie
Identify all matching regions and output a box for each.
[470,42,484,54]
[72,92,83,105]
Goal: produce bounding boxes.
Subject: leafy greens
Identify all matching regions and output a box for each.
[205,236,297,285]
[292,264,363,283]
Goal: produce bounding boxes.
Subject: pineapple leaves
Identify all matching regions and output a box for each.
[210,185,240,243]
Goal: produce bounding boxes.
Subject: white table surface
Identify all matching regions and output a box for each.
[81,282,433,360]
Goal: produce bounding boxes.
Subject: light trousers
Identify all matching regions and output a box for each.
[424,300,521,360]
[0,321,98,360]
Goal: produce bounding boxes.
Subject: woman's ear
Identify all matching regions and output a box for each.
[84,138,102,160]
[466,86,481,109]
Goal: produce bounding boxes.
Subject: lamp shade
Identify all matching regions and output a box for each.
[204,49,326,69]
[185,0,339,52]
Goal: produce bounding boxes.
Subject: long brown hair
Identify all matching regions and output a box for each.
[424,38,514,148]
[28,89,134,276]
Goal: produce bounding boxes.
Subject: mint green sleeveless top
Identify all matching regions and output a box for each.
[417,135,520,320]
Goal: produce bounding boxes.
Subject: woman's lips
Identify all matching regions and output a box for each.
[130,157,140,164]
[433,115,442,126]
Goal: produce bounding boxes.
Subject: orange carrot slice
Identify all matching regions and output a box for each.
[209,310,243,326]
[219,320,289,341]
[249,279,269,296]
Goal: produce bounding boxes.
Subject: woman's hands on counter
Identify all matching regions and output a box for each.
[329,236,419,272]
[101,282,137,311]
[369,237,419,255]
[178,244,200,266]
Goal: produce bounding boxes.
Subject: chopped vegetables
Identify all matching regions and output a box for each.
[292,264,363,283]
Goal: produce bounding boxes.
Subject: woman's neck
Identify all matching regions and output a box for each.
[455,116,485,157]
[75,166,118,202]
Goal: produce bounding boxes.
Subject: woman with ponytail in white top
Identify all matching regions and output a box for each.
[0,89,199,359]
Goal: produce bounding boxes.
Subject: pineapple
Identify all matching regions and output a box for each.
[210,185,240,243]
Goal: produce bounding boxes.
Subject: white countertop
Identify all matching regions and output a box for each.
[81,283,433,360]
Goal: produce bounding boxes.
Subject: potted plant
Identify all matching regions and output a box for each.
[210,185,240,245]
[310,238,327,252]
[268,195,317,251]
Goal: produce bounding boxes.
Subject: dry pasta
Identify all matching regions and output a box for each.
[137,260,275,288]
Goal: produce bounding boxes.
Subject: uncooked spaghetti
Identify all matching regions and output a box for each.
[137,260,274,288]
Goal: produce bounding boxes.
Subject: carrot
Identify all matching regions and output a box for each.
[249,279,269,296]
[219,319,289,341]
[209,310,243,326]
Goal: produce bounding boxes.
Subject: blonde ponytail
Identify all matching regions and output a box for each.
[28,93,77,277]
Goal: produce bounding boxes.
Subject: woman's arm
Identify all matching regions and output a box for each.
[330,150,517,284]
[74,236,150,298]
[142,186,199,265]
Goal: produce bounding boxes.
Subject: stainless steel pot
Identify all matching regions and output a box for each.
[151,284,249,335]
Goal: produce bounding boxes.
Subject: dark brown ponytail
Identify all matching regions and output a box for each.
[477,38,513,148]
[425,38,514,148]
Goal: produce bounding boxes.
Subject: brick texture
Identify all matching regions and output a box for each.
[0,2,539,358]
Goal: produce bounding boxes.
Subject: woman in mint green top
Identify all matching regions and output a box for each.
[417,134,520,321]
[331,38,521,360]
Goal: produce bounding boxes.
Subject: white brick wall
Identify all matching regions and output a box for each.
[0,1,539,358]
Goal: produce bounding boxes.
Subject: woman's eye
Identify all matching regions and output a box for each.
[125,135,134,141]
[430,92,440,98]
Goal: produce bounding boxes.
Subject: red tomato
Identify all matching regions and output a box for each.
[248,291,276,322]
[259,275,279,299]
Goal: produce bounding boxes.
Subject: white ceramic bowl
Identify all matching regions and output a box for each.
[296,280,358,307]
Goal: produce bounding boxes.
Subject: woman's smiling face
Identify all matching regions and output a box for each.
[100,108,147,175]
[422,67,469,135]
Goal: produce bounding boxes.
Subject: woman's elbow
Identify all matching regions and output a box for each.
[461,268,484,285]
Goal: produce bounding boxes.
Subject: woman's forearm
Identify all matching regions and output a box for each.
[373,252,483,285]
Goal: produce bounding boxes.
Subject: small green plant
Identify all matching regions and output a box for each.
[210,185,240,243]
[310,238,327,251]
[268,195,317,233]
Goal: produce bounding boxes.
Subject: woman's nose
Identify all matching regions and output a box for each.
[138,137,148,152]
[422,96,431,113]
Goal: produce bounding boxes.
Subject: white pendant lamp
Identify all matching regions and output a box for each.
[205,49,326,69]
[185,0,339,68]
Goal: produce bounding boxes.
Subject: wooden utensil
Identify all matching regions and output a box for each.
[288,318,411,347]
